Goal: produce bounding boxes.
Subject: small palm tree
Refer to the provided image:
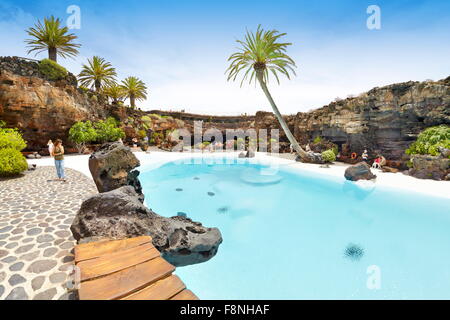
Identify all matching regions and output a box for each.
[78,56,117,92]
[25,16,80,63]
[103,84,125,104]
[121,76,148,108]
[226,25,309,161]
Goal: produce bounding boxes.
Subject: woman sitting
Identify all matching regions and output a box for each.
[372,155,386,169]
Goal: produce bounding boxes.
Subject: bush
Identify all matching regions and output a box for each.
[38,59,68,81]
[0,127,27,151]
[0,148,28,177]
[69,121,97,153]
[322,149,336,163]
[406,125,450,157]
[313,136,322,144]
[137,129,147,139]
[94,117,125,143]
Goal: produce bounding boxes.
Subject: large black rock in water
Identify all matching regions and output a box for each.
[71,186,223,267]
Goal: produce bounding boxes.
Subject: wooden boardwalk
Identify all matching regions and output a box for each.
[74,236,199,300]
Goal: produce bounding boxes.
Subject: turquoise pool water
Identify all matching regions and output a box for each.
[140,157,450,299]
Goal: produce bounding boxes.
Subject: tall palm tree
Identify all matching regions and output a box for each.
[226,25,310,161]
[78,56,117,92]
[103,84,125,104]
[25,16,80,63]
[121,76,148,108]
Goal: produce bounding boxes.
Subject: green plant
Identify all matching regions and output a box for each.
[406,125,450,157]
[38,59,68,81]
[78,56,117,92]
[121,76,148,108]
[69,121,97,153]
[94,117,125,143]
[138,129,147,139]
[226,25,310,161]
[25,16,80,62]
[0,127,27,151]
[321,149,336,163]
[313,136,323,144]
[103,84,125,104]
[332,145,339,156]
[0,148,28,177]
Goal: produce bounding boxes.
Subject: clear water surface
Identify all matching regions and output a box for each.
[139,157,450,299]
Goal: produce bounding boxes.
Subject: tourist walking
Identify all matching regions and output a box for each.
[52,139,66,181]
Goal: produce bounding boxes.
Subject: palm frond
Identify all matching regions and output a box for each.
[25,16,80,59]
[78,56,117,90]
[226,25,297,86]
[121,76,148,101]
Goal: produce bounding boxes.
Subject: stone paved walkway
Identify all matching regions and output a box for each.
[0,166,97,300]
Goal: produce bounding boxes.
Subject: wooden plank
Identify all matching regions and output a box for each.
[170,289,199,300]
[122,275,186,300]
[78,257,175,300]
[78,243,160,281]
[75,236,152,263]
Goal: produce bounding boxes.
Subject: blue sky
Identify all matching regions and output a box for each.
[1,0,449,114]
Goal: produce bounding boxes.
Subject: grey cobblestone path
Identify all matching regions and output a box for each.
[0,166,97,300]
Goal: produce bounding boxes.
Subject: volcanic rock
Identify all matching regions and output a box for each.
[70,186,223,267]
[344,162,377,181]
[88,142,144,200]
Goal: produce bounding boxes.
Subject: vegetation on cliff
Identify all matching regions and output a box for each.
[25,16,81,62]
[69,118,125,152]
[406,125,450,157]
[0,121,28,177]
[38,59,68,81]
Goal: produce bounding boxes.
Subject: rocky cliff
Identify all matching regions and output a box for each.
[294,78,450,161]
[1,56,449,161]
[0,57,108,152]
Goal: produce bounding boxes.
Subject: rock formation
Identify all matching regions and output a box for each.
[0,57,109,152]
[70,186,223,267]
[88,142,144,200]
[408,155,450,181]
[294,78,450,162]
[1,56,449,166]
[344,162,377,181]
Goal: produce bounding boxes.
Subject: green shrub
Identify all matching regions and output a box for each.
[0,127,27,151]
[332,145,339,156]
[313,136,322,144]
[406,125,450,157]
[69,121,97,153]
[322,149,336,163]
[94,117,125,143]
[0,148,28,177]
[138,129,147,139]
[38,59,68,81]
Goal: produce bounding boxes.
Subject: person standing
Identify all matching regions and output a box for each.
[52,139,66,181]
[47,140,54,156]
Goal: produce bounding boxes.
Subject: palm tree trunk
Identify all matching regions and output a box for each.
[48,47,57,62]
[256,72,310,161]
[95,80,101,92]
[130,94,136,108]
